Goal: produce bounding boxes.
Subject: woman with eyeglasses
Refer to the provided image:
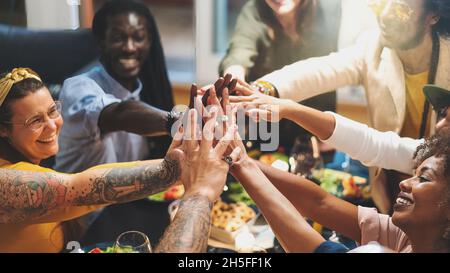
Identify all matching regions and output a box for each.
[0,68,236,253]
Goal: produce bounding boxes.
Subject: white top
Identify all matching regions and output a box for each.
[55,65,149,173]
[260,31,450,134]
[322,112,423,175]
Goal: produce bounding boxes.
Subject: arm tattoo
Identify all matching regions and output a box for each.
[72,154,180,205]
[0,155,180,223]
[0,171,67,223]
[155,194,212,253]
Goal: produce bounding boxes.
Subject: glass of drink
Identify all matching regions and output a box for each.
[113,231,152,253]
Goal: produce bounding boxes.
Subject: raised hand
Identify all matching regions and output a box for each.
[229,92,295,122]
[179,107,239,202]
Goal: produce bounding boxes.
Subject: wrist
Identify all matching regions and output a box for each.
[180,192,212,209]
[251,80,277,96]
[231,157,258,177]
[184,187,216,203]
[166,109,183,134]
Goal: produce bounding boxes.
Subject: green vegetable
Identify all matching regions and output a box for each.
[148,191,165,201]
[314,169,343,196]
[226,182,255,206]
[100,246,135,253]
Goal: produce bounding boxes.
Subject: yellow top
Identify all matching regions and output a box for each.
[400,71,431,138]
[0,159,140,253]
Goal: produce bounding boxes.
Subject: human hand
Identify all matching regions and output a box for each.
[200,73,237,104]
[229,92,295,122]
[179,107,240,202]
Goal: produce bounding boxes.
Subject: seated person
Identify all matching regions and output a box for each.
[229,126,450,252]
[219,0,339,153]
[230,0,450,212]
[0,68,237,253]
[55,0,176,173]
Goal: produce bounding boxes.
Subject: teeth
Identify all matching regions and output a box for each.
[396,197,413,206]
[38,136,56,143]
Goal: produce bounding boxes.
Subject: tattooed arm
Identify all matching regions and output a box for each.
[0,152,182,224]
[155,194,212,253]
[153,108,241,253]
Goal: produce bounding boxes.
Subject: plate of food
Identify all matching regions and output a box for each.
[210,200,257,244]
[168,199,257,245]
[313,168,371,201]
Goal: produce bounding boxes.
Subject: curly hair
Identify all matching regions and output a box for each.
[413,127,450,248]
[427,0,450,36]
[413,127,450,181]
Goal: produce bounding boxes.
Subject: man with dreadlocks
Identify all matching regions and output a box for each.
[55,0,178,173]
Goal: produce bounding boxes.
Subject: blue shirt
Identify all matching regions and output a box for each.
[55,65,149,173]
[314,241,349,253]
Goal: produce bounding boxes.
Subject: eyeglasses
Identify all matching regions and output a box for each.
[367,0,414,22]
[2,101,62,132]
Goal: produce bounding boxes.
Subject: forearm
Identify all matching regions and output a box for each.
[0,155,180,223]
[323,113,420,174]
[282,102,336,140]
[255,160,360,241]
[98,100,169,136]
[70,154,180,205]
[155,194,212,253]
[260,47,364,102]
[233,162,325,252]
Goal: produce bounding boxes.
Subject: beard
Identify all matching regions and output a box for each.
[397,23,427,50]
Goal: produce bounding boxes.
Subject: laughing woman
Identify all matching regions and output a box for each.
[230,128,450,252]
[0,68,192,252]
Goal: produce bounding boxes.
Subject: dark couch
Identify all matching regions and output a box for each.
[0,23,99,85]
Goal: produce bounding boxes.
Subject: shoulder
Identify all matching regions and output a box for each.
[59,75,108,106]
[238,0,264,24]
[61,74,99,92]
[357,206,411,251]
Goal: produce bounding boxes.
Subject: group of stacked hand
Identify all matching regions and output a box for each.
[165,73,287,205]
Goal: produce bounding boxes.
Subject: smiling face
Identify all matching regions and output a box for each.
[0,88,63,164]
[265,0,302,16]
[100,11,151,87]
[376,0,437,50]
[392,156,449,235]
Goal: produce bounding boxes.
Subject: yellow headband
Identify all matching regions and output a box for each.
[0,68,42,107]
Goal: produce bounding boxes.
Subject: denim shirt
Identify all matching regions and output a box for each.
[55,65,149,173]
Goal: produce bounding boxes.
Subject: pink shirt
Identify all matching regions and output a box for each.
[358,206,412,252]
